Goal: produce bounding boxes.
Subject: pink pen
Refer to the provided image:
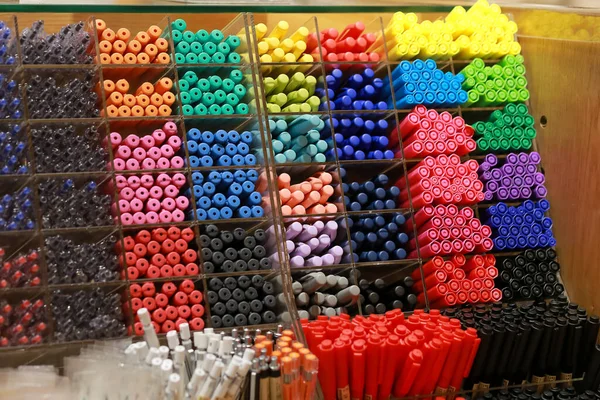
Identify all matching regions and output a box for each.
[116,145,131,159]
[176,196,189,210]
[124,135,140,149]
[170,156,184,169]
[152,129,166,145]
[136,187,150,201]
[140,135,155,150]
[167,136,181,150]
[127,175,141,189]
[164,185,179,198]
[149,186,163,199]
[114,199,129,214]
[115,175,128,190]
[126,159,140,170]
[133,212,146,225]
[141,175,154,188]
[146,212,159,224]
[172,173,186,188]
[157,157,170,169]
[106,132,122,148]
[160,144,174,158]
[162,198,176,211]
[120,212,134,225]
[171,209,185,222]
[163,122,177,136]
[142,158,156,170]
[156,174,171,187]
[132,147,147,161]
[147,147,161,161]
[130,198,144,212]
[146,198,161,212]
[120,187,135,201]
[159,210,173,223]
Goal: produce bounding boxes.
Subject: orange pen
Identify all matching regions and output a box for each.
[115,79,130,94]
[107,91,124,107]
[145,44,158,62]
[126,39,142,55]
[116,28,131,42]
[112,40,126,55]
[136,94,150,108]
[123,53,137,65]
[136,82,154,96]
[145,105,158,116]
[118,105,132,117]
[102,80,115,95]
[158,105,172,116]
[105,105,119,118]
[154,78,172,95]
[147,25,162,41]
[136,52,150,65]
[98,54,111,64]
[98,40,112,54]
[155,38,168,53]
[101,28,116,43]
[278,173,291,189]
[282,356,293,400]
[110,53,123,64]
[153,53,170,64]
[123,94,136,108]
[162,92,175,106]
[95,19,106,36]
[302,354,319,400]
[131,105,144,117]
[135,31,150,46]
[150,92,163,107]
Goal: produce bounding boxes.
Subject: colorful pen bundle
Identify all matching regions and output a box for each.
[460,55,529,107]
[46,234,119,284]
[268,115,332,164]
[254,21,311,65]
[406,204,494,258]
[130,279,206,333]
[0,20,16,65]
[495,247,563,300]
[358,276,417,313]
[479,152,547,201]
[320,67,387,111]
[0,125,28,175]
[206,274,277,327]
[401,154,484,208]
[101,77,175,117]
[292,272,360,319]
[382,0,520,61]
[486,199,556,251]
[171,18,241,64]
[330,115,398,160]
[342,172,400,211]
[395,105,476,158]
[385,60,468,109]
[284,218,348,268]
[348,212,410,262]
[200,224,271,273]
[302,309,479,400]
[187,169,263,220]
[473,102,536,152]
[113,172,189,225]
[178,69,250,116]
[309,21,379,63]
[412,254,502,307]
[0,186,35,231]
[0,248,41,288]
[277,171,338,216]
[0,299,47,347]
[263,72,319,113]
[446,298,600,391]
[21,21,93,64]
[185,127,258,167]
[95,19,170,65]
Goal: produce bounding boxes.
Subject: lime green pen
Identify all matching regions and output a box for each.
[464,91,479,107]
[284,72,306,92]
[268,93,287,107]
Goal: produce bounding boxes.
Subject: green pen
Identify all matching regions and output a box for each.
[509,138,521,150]
[194,104,208,115]
[499,54,516,67]
[493,77,504,89]
[195,29,210,44]
[507,90,519,103]
[175,53,186,64]
[176,42,190,54]
[210,29,224,43]
[202,92,216,106]
[489,138,500,149]
[491,128,503,139]
[183,71,199,86]
[483,90,497,106]
[180,92,192,105]
[284,72,306,92]
[496,89,508,104]
[472,58,485,70]
[483,66,493,77]
[272,74,290,94]
[236,103,249,114]
[475,71,487,83]
[209,104,222,115]
[491,64,503,77]
[504,78,516,90]
[502,66,515,78]
[473,121,487,134]
[474,83,486,95]
[524,115,535,127]
[520,138,532,149]
[485,80,495,90]
[485,122,495,132]
[489,109,503,122]
[233,84,247,99]
[214,90,227,105]
[516,103,528,114]
[514,64,526,76]
[197,53,211,64]
[221,104,235,115]
[464,91,479,107]
[217,42,231,56]
[299,103,312,113]
[515,54,525,64]
[185,53,198,64]
[209,76,222,91]
[524,127,536,139]
[268,93,288,107]
[513,115,524,126]
[227,53,241,64]
[503,126,514,138]
[463,77,476,90]
[477,138,490,152]
[230,70,244,84]
[225,35,240,51]
[499,138,511,151]
[286,89,309,104]
[514,127,524,138]
[182,104,194,115]
[462,65,477,77]
[505,103,518,115]
[307,96,320,112]
[197,78,210,91]
[179,79,190,92]
[182,31,195,44]
[204,42,217,56]
[518,89,530,102]
[515,76,528,89]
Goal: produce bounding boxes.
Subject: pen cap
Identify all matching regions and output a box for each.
[161,359,174,379]
[159,346,170,359]
[138,307,152,325]
[167,330,180,349]
[225,358,240,377]
[203,353,217,372]
[179,323,191,341]
[238,359,253,377]
[210,360,224,379]
[219,336,234,356]
[194,331,208,350]
[208,336,220,354]
[174,345,186,366]
[167,373,181,392]
[243,347,256,362]
[204,328,215,335]
[146,347,160,364]
[134,341,149,361]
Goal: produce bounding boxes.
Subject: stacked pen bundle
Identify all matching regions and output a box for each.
[46,234,119,284]
[474,103,536,152]
[301,309,479,400]
[412,254,502,308]
[343,172,400,212]
[395,105,476,158]
[26,71,99,118]
[20,21,93,64]
[0,248,41,288]
[0,299,47,347]
[495,248,563,301]
[171,18,241,64]
[358,276,417,313]
[385,60,468,109]
[119,226,198,280]
[0,186,35,231]
[307,21,379,63]
[0,125,28,175]
[284,219,348,268]
[401,155,484,208]
[32,124,106,173]
[206,275,277,327]
[0,74,22,119]
[178,70,249,116]
[95,20,170,65]
[320,67,388,111]
[0,20,16,65]
[38,179,112,228]
[107,122,182,171]
[277,171,338,216]
[263,72,320,113]
[51,288,126,341]
[406,204,493,258]
[185,127,258,168]
[381,0,520,61]
[330,115,398,161]
[445,298,600,391]
[113,172,189,225]
[199,224,271,273]
[268,115,332,164]
[461,55,530,107]
[253,20,311,64]
[102,77,175,117]
[486,199,556,251]
[292,272,360,319]
[187,169,263,220]
[479,152,547,201]
[130,279,205,333]
[348,213,411,262]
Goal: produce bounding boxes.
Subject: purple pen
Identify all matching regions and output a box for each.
[506,153,519,164]
[305,256,323,267]
[286,240,296,253]
[497,188,510,200]
[484,191,494,201]
[521,186,533,199]
[509,187,521,200]
[501,164,514,176]
[321,253,335,266]
[486,181,499,192]
[312,220,325,233]
[306,237,320,251]
[518,153,529,164]
[533,172,545,185]
[534,185,547,198]
[298,225,318,242]
[314,235,331,254]
[478,162,491,173]
[322,220,338,240]
[526,164,537,174]
[329,246,344,264]
[501,176,513,188]
[485,154,498,166]
[529,152,541,164]
[290,255,304,268]
[286,222,302,240]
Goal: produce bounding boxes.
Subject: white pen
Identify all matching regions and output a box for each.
[211,356,241,400]
[159,345,170,360]
[173,345,187,383]
[197,360,224,400]
[225,358,253,400]
[179,323,194,374]
[133,341,148,363]
[166,373,184,400]
[138,308,159,349]
[207,336,220,355]
[188,367,207,395]
[146,347,160,365]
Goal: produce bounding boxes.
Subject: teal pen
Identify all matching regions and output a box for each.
[272,140,284,153]
[185,53,199,64]
[195,29,210,44]
[235,104,249,114]
[190,41,203,54]
[306,130,321,143]
[288,115,321,136]
[233,84,247,99]
[278,132,292,148]
[315,140,328,153]
[180,92,192,105]
[274,154,287,163]
[202,92,216,106]
[313,153,327,162]
[230,70,244,84]
[228,53,241,63]
[182,31,195,43]
[221,104,235,115]
[284,149,296,162]
[189,88,203,103]
[182,105,194,115]
[209,76,223,91]
[183,71,199,85]
[212,52,226,64]
[305,144,318,156]
[225,35,240,50]
[210,29,224,43]
[176,41,190,54]
[194,104,208,115]
[172,18,186,31]
[175,53,186,63]
[179,80,189,92]
[291,136,308,153]
[197,78,210,91]
[217,42,231,56]
[209,104,222,115]
[221,78,235,93]
[197,53,211,64]
[214,90,227,104]
[204,42,218,56]
[226,93,240,106]
[172,30,183,44]
[272,120,288,135]
[296,154,312,163]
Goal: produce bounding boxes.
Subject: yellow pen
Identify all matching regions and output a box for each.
[255,23,268,41]
[267,21,289,41]
[289,26,309,43]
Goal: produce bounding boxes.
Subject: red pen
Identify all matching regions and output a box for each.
[413,270,447,293]
[448,328,479,395]
[409,338,443,396]
[350,339,366,400]
[393,349,423,398]
[423,333,452,395]
[378,334,401,400]
[364,334,381,400]
[316,339,337,400]
[334,338,351,400]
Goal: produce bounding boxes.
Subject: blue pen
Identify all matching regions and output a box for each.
[207,208,220,220]
[197,196,211,210]
[213,193,227,207]
[232,155,245,165]
[237,206,251,218]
